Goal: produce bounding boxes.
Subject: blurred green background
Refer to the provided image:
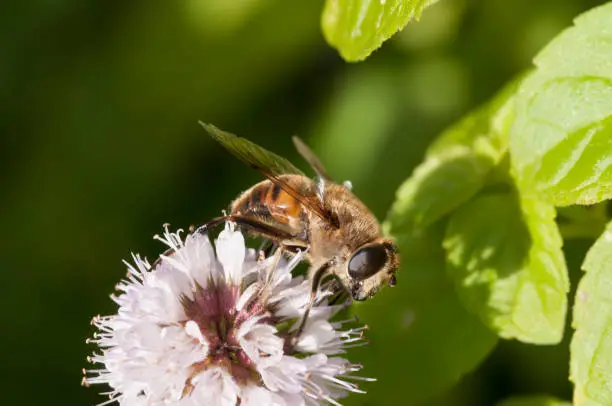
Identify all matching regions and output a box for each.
[1,0,606,405]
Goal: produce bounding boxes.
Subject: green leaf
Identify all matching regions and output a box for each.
[386,146,495,233]
[321,0,439,62]
[557,204,608,240]
[346,228,498,406]
[510,3,612,205]
[444,192,569,344]
[497,395,572,406]
[570,221,612,406]
[385,75,521,234]
[385,78,518,233]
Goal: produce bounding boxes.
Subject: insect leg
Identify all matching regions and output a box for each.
[326,280,350,306]
[292,260,333,341]
[258,239,278,259]
[151,216,291,269]
[194,215,302,242]
[151,247,174,269]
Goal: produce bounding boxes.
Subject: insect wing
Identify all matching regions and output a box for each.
[202,123,304,176]
[202,123,337,226]
[292,136,332,181]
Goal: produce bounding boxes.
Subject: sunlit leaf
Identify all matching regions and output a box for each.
[444,192,569,344]
[510,3,612,205]
[346,227,498,406]
[570,221,612,406]
[385,76,519,233]
[386,146,494,233]
[321,0,439,61]
[497,395,572,406]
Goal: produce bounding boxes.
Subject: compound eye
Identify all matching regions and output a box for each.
[348,245,388,281]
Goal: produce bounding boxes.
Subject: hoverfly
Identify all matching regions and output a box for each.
[200,123,399,333]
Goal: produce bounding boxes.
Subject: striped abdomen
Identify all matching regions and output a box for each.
[230,176,307,233]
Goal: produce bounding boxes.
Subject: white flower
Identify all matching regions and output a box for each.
[84,224,372,406]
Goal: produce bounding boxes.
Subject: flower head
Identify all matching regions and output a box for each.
[84,224,371,405]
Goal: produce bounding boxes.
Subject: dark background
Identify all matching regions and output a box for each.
[1,0,603,404]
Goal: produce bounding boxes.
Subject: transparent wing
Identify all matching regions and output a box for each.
[203,123,304,176]
[292,136,332,181]
[202,123,337,226]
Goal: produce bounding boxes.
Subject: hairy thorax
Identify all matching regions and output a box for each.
[306,184,381,265]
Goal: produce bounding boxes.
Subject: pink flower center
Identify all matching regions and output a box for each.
[181,280,270,387]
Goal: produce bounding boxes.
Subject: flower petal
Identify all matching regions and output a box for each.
[190,367,239,406]
[216,227,246,283]
[259,356,307,394]
[237,316,283,368]
[295,318,336,353]
[241,385,285,406]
